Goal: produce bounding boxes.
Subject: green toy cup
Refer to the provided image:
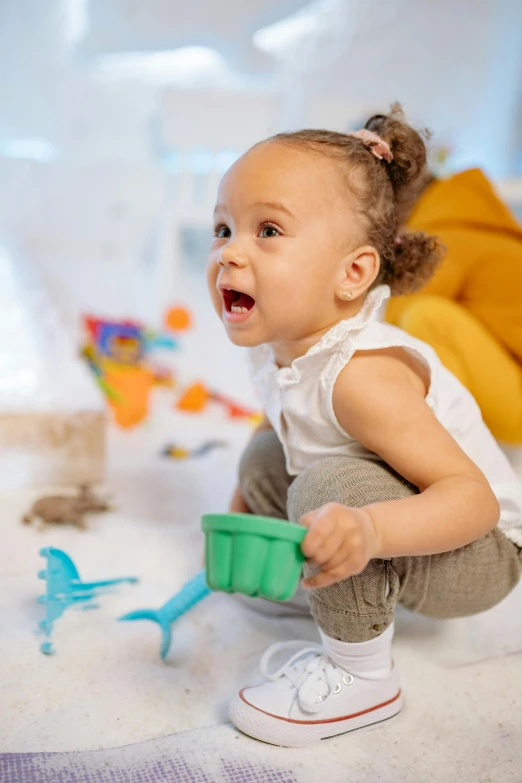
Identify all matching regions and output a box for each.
[202,513,307,601]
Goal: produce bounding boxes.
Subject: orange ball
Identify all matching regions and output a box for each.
[165,306,192,332]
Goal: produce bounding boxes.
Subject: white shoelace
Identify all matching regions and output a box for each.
[260,640,354,714]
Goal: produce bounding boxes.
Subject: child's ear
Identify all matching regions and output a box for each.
[336,245,380,299]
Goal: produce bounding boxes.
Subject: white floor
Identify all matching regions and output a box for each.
[1,274,522,781]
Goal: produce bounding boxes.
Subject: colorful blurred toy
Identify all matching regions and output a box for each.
[161,439,228,460]
[176,382,261,425]
[82,307,191,428]
[37,547,138,655]
[81,305,262,431]
[88,319,146,365]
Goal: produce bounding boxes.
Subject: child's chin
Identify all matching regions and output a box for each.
[225,327,263,348]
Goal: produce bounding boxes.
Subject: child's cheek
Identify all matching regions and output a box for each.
[206,265,219,305]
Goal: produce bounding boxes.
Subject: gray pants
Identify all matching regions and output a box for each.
[239,430,522,642]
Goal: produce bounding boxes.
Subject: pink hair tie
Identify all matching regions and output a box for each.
[348,129,393,163]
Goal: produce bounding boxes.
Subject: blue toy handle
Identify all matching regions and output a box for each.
[119,569,212,660]
[159,569,210,621]
[74,577,139,591]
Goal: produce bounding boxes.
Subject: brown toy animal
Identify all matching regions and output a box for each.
[22,485,111,530]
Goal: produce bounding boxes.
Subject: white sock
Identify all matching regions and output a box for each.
[319,622,394,680]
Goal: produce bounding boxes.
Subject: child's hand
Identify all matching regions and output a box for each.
[299,503,380,589]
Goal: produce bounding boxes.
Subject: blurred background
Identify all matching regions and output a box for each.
[2,0,522,323]
[1,0,522,488]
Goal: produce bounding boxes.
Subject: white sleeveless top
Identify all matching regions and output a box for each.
[248,284,522,547]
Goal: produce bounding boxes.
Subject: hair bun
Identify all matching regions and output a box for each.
[384,231,445,294]
[365,103,431,223]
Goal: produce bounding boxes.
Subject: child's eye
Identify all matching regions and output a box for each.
[213,224,230,239]
[259,224,280,238]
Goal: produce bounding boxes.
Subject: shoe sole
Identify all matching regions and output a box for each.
[229,689,404,747]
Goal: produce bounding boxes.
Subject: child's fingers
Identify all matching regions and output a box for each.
[298,510,319,529]
[303,545,370,589]
[300,515,337,559]
[315,545,353,573]
[302,566,348,590]
[305,529,346,567]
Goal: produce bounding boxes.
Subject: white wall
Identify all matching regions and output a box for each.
[0,0,521,329]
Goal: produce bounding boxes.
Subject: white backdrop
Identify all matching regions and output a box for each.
[0,0,521,325]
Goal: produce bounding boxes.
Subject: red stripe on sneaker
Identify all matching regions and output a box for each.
[239,689,402,725]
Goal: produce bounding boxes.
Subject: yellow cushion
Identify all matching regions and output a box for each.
[386,169,522,365]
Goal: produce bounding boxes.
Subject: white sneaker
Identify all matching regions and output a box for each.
[229,640,403,747]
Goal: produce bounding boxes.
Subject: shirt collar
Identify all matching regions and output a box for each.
[250,284,391,384]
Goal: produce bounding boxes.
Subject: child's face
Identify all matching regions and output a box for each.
[207,141,359,356]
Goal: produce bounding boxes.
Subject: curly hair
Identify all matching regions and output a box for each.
[265,103,444,295]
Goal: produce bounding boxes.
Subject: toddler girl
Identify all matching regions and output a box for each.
[206,104,522,747]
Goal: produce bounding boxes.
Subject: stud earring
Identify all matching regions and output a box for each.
[341,291,353,301]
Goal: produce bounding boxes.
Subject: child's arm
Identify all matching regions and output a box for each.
[335,348,501,556]
[229,414,274,513]
[300,348,500,589]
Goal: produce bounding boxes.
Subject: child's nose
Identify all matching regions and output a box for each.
[218,247,248,268]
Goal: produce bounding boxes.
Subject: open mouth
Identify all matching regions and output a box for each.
[222,288,256,315]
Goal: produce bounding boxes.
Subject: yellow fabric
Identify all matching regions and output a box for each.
[386,168,522,444]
